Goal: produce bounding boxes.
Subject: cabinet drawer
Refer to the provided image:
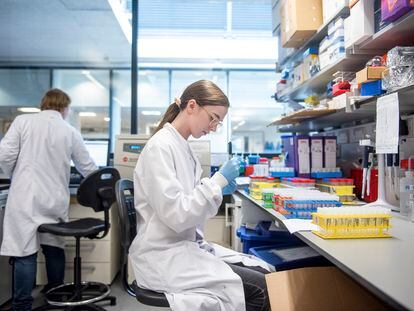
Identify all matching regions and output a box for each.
[37,262,117,285]
[37,240,111,263]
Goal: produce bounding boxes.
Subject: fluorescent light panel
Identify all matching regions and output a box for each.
[141,110,161,116]
[79,112,97,117]
[17,107,40,113]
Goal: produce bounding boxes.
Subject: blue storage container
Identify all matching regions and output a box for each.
[255,221,302,244]
[249,245,331,271]
[237,225,303,254]
[360,80,385,96]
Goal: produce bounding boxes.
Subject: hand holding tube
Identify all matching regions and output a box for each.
[222,180,237,195]
[219,157,241,183]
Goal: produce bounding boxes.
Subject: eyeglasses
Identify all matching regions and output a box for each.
[198,104,223,129]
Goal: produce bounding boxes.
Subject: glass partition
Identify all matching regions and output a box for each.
[0,68,50,138]
[53,69,110,139]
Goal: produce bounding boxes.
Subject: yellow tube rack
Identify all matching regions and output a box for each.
[312,213,392,239]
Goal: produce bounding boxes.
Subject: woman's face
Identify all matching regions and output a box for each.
[189,100,228,138]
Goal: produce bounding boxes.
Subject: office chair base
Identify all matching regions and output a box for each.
[33,296,116,311]
[44,282,113,307]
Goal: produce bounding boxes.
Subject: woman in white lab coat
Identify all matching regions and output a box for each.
[0,89,97,311]
[129,80,271,311]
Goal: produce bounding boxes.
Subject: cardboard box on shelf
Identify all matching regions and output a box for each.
[280,0,323,48]
[322,0,349,23]
[303,54,320,81]
[266,267,389,311]
[345,0,375,49]
[329,92,350,109]
[356,66,386,84]
[349,0,360,8]
[292,63,305,88]
[381,0,414,22]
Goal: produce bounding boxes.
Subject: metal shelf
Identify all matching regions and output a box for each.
[277,10,414,103]
[355,10,414,53]
[278,55,370,101]
[278,5,350,68]
[274,85,414,133]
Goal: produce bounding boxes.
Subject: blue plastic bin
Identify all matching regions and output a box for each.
[249,245,331,271]
[255,221,303,245]
[237,225,302,254]
[361,80,384,96]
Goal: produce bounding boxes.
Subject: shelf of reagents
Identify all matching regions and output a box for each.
[278,54,371,102]
[271,84,414,133]
[277,10,414,103]
[277,5,350,70]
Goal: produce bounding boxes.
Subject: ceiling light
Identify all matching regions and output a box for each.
[237,120,246,127]
[141,110,161,116]
[104,117,110,122]
[79,112,97,117]
[17,107,40,113]
[82,71,105,90]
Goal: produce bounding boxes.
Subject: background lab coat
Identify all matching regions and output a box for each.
[130,123,269,311]
[0,110,97,257]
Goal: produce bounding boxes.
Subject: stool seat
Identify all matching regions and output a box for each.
[132,281,169,307]
[38,218,106,237]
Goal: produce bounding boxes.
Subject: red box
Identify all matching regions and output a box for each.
[332,81,351,97]
[351,168,378,203]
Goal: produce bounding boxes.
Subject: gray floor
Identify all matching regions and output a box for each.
[31,275,170,311]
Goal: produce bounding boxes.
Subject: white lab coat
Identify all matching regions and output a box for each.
[0,110,97,257]
[130,123,272,311]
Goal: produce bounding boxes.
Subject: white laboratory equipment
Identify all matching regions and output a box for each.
[114,134,150,179]
[114,134,212,180]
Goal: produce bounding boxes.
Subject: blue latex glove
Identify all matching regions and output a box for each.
[219,157,241,183]
[222,180,237,195]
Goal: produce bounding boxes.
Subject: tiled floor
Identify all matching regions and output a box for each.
[0,275,169,311]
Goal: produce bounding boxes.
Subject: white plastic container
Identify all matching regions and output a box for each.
[400,157,414,218]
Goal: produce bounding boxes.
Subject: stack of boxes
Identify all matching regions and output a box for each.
[282,135,340,178]
[319,17,346,70]
[356,65,386,96]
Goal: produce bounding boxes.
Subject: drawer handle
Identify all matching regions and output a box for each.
[65,244,96,252]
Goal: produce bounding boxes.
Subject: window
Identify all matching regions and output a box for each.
[228,71,283,154]
[53,69,110,139]
[112,69,169,138]
[0,69,50,138]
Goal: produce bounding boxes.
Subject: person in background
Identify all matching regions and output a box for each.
[0,89,98,311]
[129,80,271,311]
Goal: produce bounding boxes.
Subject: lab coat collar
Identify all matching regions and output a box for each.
[163,123,189,149]
[163,123,202,181]
[40,110,63,119]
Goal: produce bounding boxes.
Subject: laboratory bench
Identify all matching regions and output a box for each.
[234,189,414,311]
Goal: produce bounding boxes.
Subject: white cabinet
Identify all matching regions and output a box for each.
[36,197,120,285]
